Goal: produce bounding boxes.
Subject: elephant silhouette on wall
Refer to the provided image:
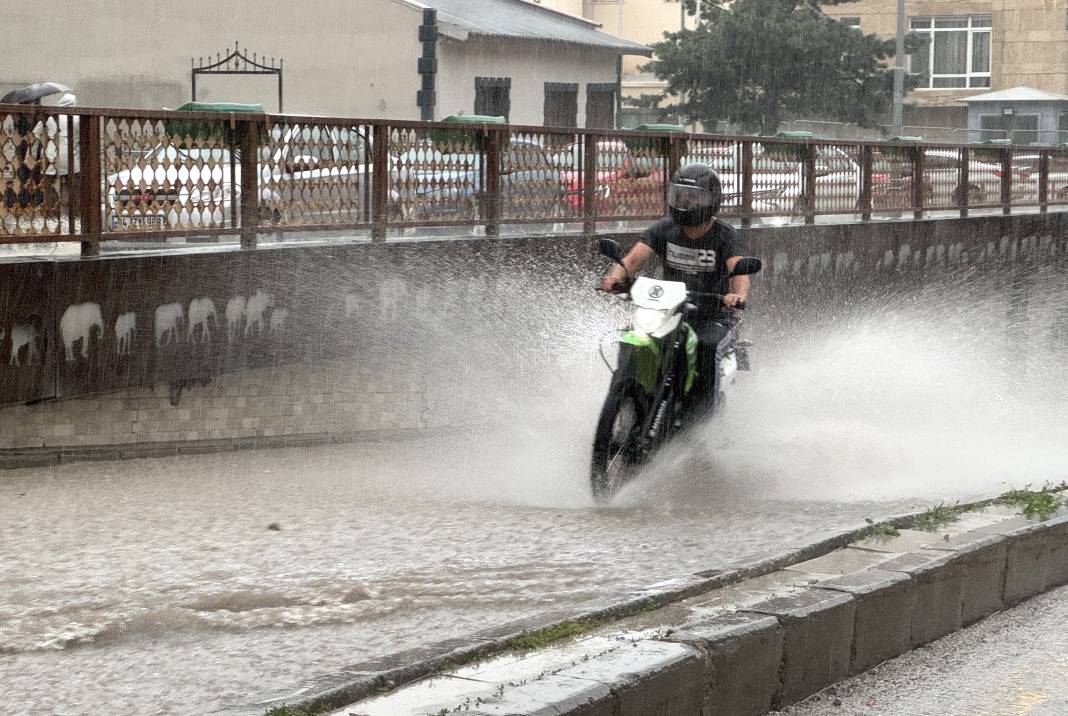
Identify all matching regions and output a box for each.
[244,291,274,338]
[188,297,218,344]
[155,303,185,348]
[59,302,104,362]
[225,296,246,343]
[9,323,39,367]
[114,312,136,356]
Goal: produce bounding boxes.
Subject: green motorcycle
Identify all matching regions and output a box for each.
[590,238,762,501]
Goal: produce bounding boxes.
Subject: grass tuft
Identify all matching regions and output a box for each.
[1000,482,1067,520]
[505,619,598,651]
[911,502,964,532]
[861,517,900,539]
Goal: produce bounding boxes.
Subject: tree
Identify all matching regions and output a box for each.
[638,0,908,134]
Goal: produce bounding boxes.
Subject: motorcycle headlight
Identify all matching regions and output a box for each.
[634,307,670,334]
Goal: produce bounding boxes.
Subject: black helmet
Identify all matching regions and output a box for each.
[667,163,721,227]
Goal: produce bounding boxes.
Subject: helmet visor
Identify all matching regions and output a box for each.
[667,183,715,211]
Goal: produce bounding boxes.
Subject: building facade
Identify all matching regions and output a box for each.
[529,0,697,126]
[536,0,1068,137]
[821,0,1068,132]
[0,0,649,128]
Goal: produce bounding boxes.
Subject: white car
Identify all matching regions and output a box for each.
[684,143,862,214]
[920,149,1035,206]
[105,124,373,231]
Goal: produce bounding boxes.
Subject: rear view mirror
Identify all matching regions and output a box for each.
[729,257,762,277]
[598,238,625,264]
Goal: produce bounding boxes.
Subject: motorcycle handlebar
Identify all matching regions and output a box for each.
[687,291,747,310]
[595,286,746,309]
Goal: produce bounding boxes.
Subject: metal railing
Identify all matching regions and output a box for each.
[3,103,1068,255]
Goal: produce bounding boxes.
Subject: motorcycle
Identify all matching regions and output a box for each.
[590,238,762,501]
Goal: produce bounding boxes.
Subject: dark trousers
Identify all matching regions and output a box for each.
[688,318,732,418]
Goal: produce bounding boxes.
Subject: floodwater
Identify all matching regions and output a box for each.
[1,263,1067,714]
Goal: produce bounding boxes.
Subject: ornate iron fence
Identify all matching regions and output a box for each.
[2,103,1067,254]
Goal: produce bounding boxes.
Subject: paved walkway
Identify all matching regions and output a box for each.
[783,583,1068,715]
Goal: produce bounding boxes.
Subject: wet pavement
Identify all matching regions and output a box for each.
[1,269,1066,714]
[0,437,941,715]
[781,583,1068,715]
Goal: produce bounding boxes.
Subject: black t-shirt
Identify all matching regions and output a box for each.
[640,217,743,318]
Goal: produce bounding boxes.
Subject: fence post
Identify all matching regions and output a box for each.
[238,119,260,249]
[860,144,872,222]
[741,141,753,227]
[911,146,924,220]
[803,143,816,225]
[960,147,970,218]
[667,136,684,181]
[371,123,389,241]
[1000,147,1011,215]
[583,133,598,234]
[1039,150,1049,213]
[78,114,101,257]
[483,126,501,237]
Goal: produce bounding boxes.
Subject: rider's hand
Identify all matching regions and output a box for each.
[600,275,622,293]
[722,293,747,308]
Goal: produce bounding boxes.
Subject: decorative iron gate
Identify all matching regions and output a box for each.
[191,42,284,111]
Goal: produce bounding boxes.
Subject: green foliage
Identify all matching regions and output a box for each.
[911,502,964,532]
[644,0,916,134]
[861,517,900,539]
[506,620,597,651]
[264,707,323,716]
[1001,483,1067,520]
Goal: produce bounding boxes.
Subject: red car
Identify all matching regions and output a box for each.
[562,140,665,215]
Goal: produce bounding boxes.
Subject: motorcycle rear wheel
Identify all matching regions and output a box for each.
[590,383,645,502]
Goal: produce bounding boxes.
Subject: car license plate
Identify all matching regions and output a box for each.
[111,214,166,230]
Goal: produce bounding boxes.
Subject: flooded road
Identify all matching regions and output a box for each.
[2,267,1067,714]
[0,441,955,714]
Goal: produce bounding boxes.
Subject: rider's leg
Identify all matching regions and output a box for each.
[689,321,730,418]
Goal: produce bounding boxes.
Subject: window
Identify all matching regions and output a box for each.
[909,16,991,89]
[474,77,511,120]
[980,114,1038,144]
[544,82,578,128]
[586,83,617,129]
[839,17,861,30]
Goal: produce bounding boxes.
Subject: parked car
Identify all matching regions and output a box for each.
[1010,154,1068,201]
[105,124,373,231]
[871,149,1035,208]
[390,137,569,221]
[683,143,862,213]
[560,140,663,215]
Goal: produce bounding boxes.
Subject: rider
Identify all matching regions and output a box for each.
[599,163,749,417]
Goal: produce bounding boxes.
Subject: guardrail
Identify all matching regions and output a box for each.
[4,104,1068,255]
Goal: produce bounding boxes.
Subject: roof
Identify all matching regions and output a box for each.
[960,86,1068,103]
[399,0,652,55]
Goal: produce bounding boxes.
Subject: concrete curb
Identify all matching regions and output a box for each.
[261,496,1066,715]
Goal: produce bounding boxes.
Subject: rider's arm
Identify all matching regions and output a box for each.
[608,242,654,285]
[724,256,750,306]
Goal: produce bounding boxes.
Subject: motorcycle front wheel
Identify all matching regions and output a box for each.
[590,382,645,502]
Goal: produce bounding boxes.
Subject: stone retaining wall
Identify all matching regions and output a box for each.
[0,212,1064,461]
[0,357,425,453]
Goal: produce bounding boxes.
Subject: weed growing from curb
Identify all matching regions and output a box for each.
[264,706,326,716]
[506,619,598,651]
[911,502,965,532]
[861,517,900,539]
[1001,482,1067,520]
